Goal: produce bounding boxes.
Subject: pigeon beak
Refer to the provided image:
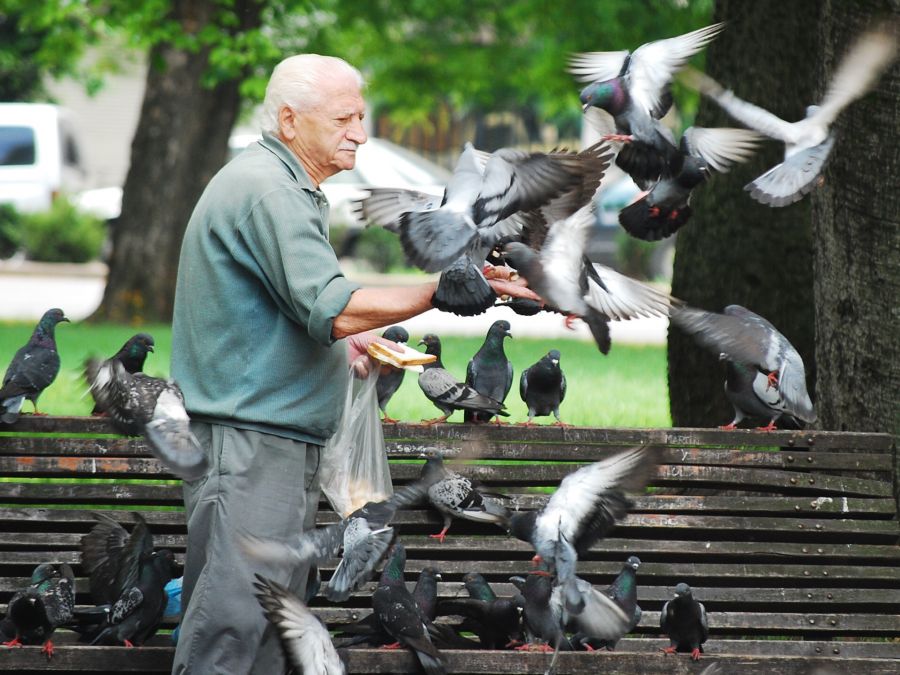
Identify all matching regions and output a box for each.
[505,330,513,338]
[61,316,71,322]
[147,345,155,353]
[551,359,559,365]
[418,339,426,346]
[436,573,443,581]
[582,101,591,113]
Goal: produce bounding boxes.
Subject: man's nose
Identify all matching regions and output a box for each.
[347,116,367,144]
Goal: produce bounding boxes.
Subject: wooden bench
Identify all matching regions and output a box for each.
[1,417,898,673]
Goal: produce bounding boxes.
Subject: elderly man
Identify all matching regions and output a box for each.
[170,54,533,674]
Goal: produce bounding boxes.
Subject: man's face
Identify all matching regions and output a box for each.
[287,72,367,184]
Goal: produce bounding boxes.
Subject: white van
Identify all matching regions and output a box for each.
[0,103,88,213]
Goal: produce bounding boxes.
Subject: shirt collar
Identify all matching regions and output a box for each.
[259,132,319,192]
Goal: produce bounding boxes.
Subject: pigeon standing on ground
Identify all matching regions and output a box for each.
[575,555,642,651]
[417,334,508,424]
[519,350,567,426]
[252,575,346,675]
[2,563,74,659]
[241,481,429,603]
[372,543,446,675]
[419,454,511,543]
[78,512,176,646]
[376,325,410,423]
[503,203,676,354]
[618,126,762,241]
[683,26,897,206]
[0,308,69,424]
[507,446,658,614]
[84,358,208,480]
[91,333,155,415]
[670,304,816,430]
[571,23,725,182]
[660,582,708,660]
[465,320,513,423]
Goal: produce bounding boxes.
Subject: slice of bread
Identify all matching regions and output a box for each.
[367,341,436,370]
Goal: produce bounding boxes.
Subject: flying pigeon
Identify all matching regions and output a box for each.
[2,563,74,659]
[376,325,410,423]
[435,572,523,649]
[419,454,511,543]
[502,203,677,353]
[684,26,897,206]
[574,555,642,651]
[660,582,708,660]
[618,126,763,241]
[0,308,69,424]
[670,304,816,430]
[417,334,508,424]
[571,23,726,181]
[78,512,176,646]
[465,320,513,423]
[355,143,611,316]
[372,542,446,675]
[252,575,346,675]
[507,446,657,613]
[241,482,429,603]
[519,350,567,426]
[549,574,631,647]
[84,358,208,480]
[91,333,155,416]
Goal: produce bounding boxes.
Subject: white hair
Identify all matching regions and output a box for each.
[260,54,365,135]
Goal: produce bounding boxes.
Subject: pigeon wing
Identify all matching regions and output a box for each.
[144,384,209,481]
[567,49,631,84]
[353,187,444,232]
[584,263,676,321]
[681,126,764,173]
[745,135,834,207]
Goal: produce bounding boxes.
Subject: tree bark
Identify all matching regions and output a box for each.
[812,1,900,436]
[93,0,263,323]
[668,0,821,427]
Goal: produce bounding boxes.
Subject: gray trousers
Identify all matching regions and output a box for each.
[171,422,321,675]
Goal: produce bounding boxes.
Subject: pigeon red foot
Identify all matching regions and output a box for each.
[690,648,702,660]
[718,422,737,430]
[429,528,449,544]
[601,133,634,143]
[41,640,54,660]
[755,421,778,432]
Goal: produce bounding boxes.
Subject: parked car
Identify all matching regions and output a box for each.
[0,103,88,213]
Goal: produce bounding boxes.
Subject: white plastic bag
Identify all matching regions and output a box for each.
[319,365,392,517]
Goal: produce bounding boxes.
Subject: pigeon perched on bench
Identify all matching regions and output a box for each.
[660,582,708,660]
[0,308,69,424]
[520,350,567,426]
[376,325,410,423]
[435,572,523,649]
[84,357,208,481]
[465,320,513,424]
[91,333,155,416]
[2,562,74,660]
[417,334,508,424]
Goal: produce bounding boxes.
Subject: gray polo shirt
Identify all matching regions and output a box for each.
[171,133,361,444]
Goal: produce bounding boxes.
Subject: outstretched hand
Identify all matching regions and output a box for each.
[345,332,401,379]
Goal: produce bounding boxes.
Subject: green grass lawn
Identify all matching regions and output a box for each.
[0,321,670,427]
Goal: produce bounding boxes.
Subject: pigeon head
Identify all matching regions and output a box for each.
[129,333,155,357]
[381,542,407,582]
[501,242,540,279]
[34,308,69,342]
[507,510,538,543]
[418,333,442,357]
[418,454,447,484]
[486,320,512,341]
[579,78,628,114]
[546,350,561,366]
[626,556,641,570]
[382,325,409,345]
[673,582,692,599]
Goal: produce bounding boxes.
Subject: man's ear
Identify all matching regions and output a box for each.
[279,106,297,141]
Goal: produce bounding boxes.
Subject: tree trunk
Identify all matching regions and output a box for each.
[93,1,263,323]
[668,0,821,427]
[812,1,900,436]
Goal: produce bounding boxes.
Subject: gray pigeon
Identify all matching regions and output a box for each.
[0,308,69,423]
[684,26,897,206]
[660,582,708,660]
[618,126,762,241]
[2,563,74,659]
[549,574,631,648]
[241,482,428,602]
[419,454,511,543]
[574,555,642,651]
[252,575,346,675]
[376,325,410,423]
[84,358,208,481]
[91,333,155,416]
[502,203,676,354]
[571,23,725,182]
[519,350,567,425]
[516,566,572,653]
[507,446,657,614]
[417,334,508,424]
[670,304,816,430]
[465,320,513,423]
